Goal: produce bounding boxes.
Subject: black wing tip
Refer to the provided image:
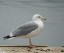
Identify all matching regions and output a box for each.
[3,35,11,40]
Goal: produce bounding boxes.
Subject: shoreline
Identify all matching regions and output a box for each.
[0,46,64,53]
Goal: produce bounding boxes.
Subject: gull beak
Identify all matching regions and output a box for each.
[41,17,47,20]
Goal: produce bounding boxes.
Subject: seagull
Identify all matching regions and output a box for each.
[3,14,46,48]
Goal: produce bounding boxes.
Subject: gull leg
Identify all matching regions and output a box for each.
[29,38,36,48]
[29,38,32,46]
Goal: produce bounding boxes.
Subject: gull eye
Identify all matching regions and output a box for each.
[38,16,41,18]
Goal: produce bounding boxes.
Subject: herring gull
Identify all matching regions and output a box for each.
[3,14,46,48]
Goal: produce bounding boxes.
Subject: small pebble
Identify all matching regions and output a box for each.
[27,49,32,52]
[28,50,30,51]
[47,49,50,51]
[34,52,38,53]
[40,49,44,51]
[61,50,64,52]
[11,49,15,51]
[35,49,40,50]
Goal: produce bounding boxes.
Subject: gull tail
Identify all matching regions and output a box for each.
[3,35,12,40]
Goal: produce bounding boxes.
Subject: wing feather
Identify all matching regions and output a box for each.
[12,22,38,37]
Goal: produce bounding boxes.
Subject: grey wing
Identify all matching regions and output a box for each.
[12,22,38,37]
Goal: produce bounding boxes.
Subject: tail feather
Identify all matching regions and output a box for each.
[3,35,11,40]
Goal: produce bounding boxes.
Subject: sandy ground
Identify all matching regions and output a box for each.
[0,46,64,53]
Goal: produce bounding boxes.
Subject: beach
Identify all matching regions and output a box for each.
[0,46,64,53]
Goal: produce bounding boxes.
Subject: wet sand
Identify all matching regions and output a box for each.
[0,46,64,53]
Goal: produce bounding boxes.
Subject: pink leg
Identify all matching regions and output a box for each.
[29,38,32,46]
[29,38,36,48]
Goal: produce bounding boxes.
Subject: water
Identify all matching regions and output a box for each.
[0,0,64,46]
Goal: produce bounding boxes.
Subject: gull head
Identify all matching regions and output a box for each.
[32,14,46,21]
